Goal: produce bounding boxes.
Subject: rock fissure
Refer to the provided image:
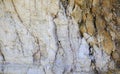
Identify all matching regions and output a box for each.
[15,30,25,56]
[0,0,120,74]
[32,37,41,64]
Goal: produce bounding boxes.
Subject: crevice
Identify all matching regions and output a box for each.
[0,49,5,62]
[72,3,75,11]
[93,15,97,33]
[60,0,69,14]
[52,14,66,73]
[53,18,59,48]
[54,40,59,61]
[0,42,5,74]
[15,30,24,56]
[78,20,84,38]
[67,21,74,52]
[52,16,60,72]
[32,37,41,64]
[67,19,75,73]
[0,43,5,62]
[11,0,24,25]
[0,52,5,62]
[84,13,89,34]
[88,44,99,74]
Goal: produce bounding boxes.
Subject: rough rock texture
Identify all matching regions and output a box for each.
[0,0,120,74]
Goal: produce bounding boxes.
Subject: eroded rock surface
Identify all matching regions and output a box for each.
[0,0,120,74]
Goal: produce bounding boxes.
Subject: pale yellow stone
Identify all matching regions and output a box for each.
[102,31,114,55]
[80,23,87,35]
[86,13,95,36]
[71,5,82,23]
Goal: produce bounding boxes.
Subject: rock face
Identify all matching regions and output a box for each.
[0,0,120,74]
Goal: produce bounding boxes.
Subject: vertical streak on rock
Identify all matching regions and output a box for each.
[51,15,59,73]
[0,0,120,73]
[11,0,23,25]
[32,37,41,64]
[15,30,24,56]
[0,42,5,74]
[0,43,5,62]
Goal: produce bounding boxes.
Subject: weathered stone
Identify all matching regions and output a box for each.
[101,31,114,55]
[0,0,119,74]
[86,13,95,36]
[71,5,82,23]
